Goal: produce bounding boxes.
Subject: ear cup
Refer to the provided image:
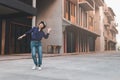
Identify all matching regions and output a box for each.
[40,21,47,27]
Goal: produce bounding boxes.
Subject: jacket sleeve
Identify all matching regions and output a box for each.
[25,27,35,35]
[43,32,50,39]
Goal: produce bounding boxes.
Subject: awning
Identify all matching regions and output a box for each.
[0,0,36,18]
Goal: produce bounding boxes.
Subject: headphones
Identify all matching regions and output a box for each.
[40,21,47,27]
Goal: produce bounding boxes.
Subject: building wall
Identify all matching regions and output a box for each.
[103,4,117,51]
[36,0,63,53]
[0,0,118,55]
[116,35,120,51]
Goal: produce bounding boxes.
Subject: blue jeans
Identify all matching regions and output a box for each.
[31,41,42,67]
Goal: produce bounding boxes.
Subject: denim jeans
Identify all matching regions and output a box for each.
[31,41,42,67]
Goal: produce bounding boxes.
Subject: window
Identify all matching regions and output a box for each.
[64,0,76,23]
[70,2,76,23]
[88,16,94,31]
[64,0,69,20]
[79,8,83,26]
[79,8,88,27]
[83,10,87,28]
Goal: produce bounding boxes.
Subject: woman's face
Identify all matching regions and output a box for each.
[38,23,44,28]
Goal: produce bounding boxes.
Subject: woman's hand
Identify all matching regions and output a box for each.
[18,34,26,40]
[18,36,23,40]
[47,28,52,33]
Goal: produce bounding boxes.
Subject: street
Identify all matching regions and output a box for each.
[0,52,120,80]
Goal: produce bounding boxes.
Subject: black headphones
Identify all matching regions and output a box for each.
[40,21,47,27]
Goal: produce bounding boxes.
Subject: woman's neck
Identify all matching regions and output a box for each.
[37,26,41,31]
[38,28,41,31]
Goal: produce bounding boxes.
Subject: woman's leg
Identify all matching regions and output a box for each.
[31,41,37,66]
[37,42,42,67]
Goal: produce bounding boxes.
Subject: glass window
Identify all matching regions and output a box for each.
[83,10,87,28]
[64,0,76,23]
[70,2,76,23]
[64,0,70,20]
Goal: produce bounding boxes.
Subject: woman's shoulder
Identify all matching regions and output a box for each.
[31,26,38,30]
[32,26,37,29]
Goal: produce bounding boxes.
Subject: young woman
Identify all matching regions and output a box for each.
[18,21,51,70]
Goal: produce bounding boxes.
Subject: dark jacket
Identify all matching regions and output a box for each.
[25,27,49,41]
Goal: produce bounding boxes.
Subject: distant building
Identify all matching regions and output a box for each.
[103,4,118,51]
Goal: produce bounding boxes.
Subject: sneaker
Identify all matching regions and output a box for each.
[38,67,42,71]
[32,65,37,70]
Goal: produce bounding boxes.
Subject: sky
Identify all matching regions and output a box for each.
[105,0,120,45]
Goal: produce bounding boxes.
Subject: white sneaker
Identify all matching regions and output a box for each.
[32,65,37,70]
[38,67,42,71]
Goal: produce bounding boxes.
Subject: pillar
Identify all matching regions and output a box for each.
[32,0,36,27]
[87,33,89,52]
[64,30,67,53]
[1,20,6,55]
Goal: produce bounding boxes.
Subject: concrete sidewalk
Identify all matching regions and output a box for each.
[0,51,119,61]
[0,53,78,61]
[0,52,120,80]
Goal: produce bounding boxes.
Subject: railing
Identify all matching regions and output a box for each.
[104,18,110,27]
[111,21,118,27]
[78,0,94,11]
[104,5,114,20]
[79,0,94,7]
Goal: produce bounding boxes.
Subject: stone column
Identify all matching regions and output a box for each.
[32,0,36,27]
[1,20,6,55]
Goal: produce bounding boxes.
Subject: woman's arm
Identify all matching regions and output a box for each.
[43,33,49,39]
[18,34,26,40]
[43,28,52,39]
[18,27,35,40]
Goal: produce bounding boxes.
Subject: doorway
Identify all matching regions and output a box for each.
[89,36,95,51]
[5,22,31,54]
[67,31,76,53]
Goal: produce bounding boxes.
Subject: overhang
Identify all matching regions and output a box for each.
[79,1,94,11]
[0,0,36,18]
[62,18,100,37]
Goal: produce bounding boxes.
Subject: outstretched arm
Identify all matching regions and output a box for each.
[18,27,35,40]
[18,34,26,40]
[44,28,52,39]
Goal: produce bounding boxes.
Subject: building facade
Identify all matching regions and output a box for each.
[103,4,118,51]
[0,0,118,55]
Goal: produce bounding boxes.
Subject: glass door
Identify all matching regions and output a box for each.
[67,31,76,53]
[89,36,95,51]
[5,22,31,54]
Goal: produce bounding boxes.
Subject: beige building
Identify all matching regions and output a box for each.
[103,4,118,51]
[37,0,118,53]
[0,0,118,55]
